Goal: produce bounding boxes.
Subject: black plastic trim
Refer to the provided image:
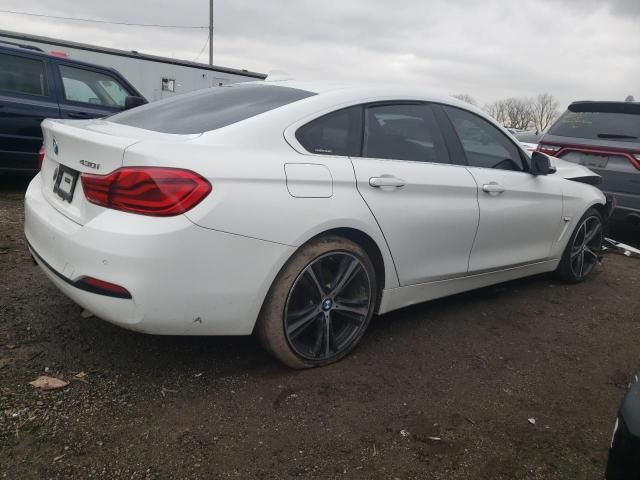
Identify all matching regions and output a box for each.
[27,239,132,299]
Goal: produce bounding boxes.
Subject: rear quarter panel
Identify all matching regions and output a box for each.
[122,120,400,289]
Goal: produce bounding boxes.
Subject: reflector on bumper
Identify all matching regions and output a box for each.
[27,241,132,299]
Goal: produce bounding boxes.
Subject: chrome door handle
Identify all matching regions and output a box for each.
[482,183,505,194]
[369,176,406,188]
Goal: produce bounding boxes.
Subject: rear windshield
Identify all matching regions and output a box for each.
[109,84,315,134]
[548,110,640,142]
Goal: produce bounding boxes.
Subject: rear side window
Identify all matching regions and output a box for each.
[364,104,449,163]
[0,53,47,96]
[59,65,130,108]
[111,84,315,134]
[296,106,362,156]
[444,106,525,171]
[549,110,640,143]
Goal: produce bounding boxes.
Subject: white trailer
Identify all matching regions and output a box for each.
[0,29,266,101]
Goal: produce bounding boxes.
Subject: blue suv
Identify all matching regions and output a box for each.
[0,41,144,173]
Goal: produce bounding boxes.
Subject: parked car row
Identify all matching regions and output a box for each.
[0,41,145,173]
[513,130,542,152]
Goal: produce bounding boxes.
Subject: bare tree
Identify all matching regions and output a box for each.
[504,98,535,130]
[485,98,535,130]
[532,93,559,133]
[484,100,510,126]
[452,93,477,106]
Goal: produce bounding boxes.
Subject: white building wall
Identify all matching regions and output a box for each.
[0,35,261,102]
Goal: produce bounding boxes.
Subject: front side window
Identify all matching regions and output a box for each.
[444,106,525,171]
[59,65,130,108]
[364,104,449,163]
[295,106,362,156]
[111,84,315,134]
[0,53,47,96]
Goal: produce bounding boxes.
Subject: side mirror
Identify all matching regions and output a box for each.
[530,151,557,175]
[124,95,148,110]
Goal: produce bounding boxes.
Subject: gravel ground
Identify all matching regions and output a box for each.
[1,176,639,479]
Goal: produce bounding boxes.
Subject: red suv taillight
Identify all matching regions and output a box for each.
[37,145,45,171]
[81,167,211,216]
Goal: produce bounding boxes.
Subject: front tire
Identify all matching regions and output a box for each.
[256,235,377,369]
[556,207,604,283]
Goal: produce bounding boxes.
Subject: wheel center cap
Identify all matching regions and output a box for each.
[321,298,333,312]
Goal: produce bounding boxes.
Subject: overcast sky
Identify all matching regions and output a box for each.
[0,0,638,108]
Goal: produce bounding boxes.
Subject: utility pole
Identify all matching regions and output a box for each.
[209,0,213,65]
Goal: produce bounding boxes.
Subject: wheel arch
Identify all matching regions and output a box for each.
[317,227,387,309]
[590,200,609,225]
[256,225,397,330]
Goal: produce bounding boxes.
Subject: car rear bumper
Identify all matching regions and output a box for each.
[24,173,296,335]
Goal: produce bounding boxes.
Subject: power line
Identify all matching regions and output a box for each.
[0,9,208,29]
[194,34,209,62]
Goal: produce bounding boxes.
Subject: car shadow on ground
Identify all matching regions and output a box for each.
[28,268,555,378]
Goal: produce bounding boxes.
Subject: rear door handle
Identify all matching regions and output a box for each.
[482,183,505,194]
[369,176,406,188]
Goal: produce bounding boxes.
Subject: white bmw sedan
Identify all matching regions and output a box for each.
[25,81,609,368]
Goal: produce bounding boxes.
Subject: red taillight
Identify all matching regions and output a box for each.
[75,276,131,299]
[537,143,561,156]
[37,145,45,171]
[81,167,211,216]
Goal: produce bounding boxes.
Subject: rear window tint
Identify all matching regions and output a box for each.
[110,84,315,134]
[549,110,640,142]
[0,52,47,96]
[296,106,362,156]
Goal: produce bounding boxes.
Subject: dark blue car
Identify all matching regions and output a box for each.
[0,41,144,173]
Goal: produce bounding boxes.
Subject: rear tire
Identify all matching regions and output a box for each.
[556,207,604,283]
[256,235,377,369]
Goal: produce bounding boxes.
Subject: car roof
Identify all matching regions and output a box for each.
[256,79,496,123]
[263,79,457,101]
[0,42,124,77]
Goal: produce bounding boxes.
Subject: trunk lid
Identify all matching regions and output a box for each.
[40,118,200,225]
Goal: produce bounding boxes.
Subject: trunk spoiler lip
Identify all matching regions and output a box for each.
[569,101,640,115]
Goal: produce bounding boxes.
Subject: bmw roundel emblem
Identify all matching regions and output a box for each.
[52,137,59,155]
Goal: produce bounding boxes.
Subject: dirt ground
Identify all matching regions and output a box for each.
[1,175,639,480]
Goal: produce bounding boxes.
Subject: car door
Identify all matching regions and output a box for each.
[439,105,563,272]
[350,103,480,286]
[0,50,59,171]
[54,62,132,120]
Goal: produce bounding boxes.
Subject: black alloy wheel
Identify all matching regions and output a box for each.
[284,252,372,361]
